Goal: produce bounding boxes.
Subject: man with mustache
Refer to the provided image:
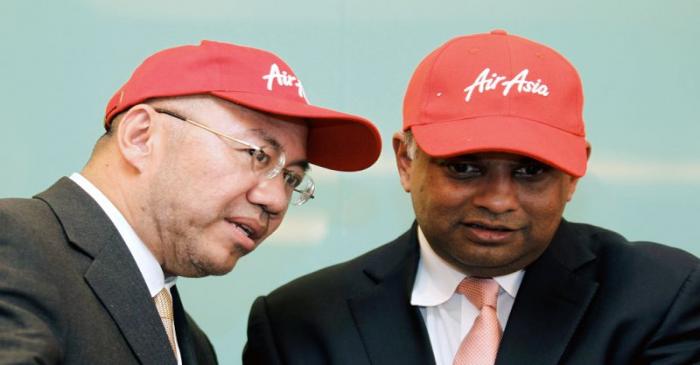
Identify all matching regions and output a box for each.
[0,40,381,364]
[243,30,700,364]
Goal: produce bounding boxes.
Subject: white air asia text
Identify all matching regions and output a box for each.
[262,63,306,99]
[463,68,549,102]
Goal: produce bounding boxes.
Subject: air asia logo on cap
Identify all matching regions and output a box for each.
[463,68,549,102]
[262,63,307,100]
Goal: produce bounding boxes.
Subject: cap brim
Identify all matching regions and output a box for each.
[211,91,381,171]
[411,117,588,177]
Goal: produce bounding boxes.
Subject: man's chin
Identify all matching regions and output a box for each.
[204,258,240,276]
[176,255,239,277]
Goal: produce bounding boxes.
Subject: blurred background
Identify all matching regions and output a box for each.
[2,0,698,363]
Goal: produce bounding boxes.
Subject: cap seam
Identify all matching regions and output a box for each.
[505,33,513,116]
[509,34,585,133]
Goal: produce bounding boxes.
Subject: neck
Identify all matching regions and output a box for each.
[81,156,164,265]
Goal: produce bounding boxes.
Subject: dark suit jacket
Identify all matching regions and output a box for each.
[0,178,217,364]
[244,221,700,365]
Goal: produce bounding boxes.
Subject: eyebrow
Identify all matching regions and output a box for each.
[248,128,310,172]
[283,158,310,173]
[248,128,281,150]
[296,161,311,172]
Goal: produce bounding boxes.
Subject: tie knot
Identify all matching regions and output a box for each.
[456,277,499,309]
[153,288,174,320]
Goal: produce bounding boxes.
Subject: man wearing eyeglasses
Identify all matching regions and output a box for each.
[0,40,381,364]
[243,31,700,365]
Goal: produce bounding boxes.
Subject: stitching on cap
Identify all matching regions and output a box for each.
[410,113,585,137]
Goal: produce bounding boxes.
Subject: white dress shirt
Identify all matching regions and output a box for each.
[70,173,182,364]
[410,226,525,365]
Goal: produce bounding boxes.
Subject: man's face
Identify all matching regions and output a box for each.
[394,134,580,277]
[146,97,308,277]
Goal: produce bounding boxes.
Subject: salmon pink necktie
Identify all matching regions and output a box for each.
[453,277,502,365]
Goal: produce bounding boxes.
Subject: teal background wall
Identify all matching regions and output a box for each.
[2,1,698,363]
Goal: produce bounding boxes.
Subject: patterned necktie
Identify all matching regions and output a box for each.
[153,288,177,355]
[453,277,502,365]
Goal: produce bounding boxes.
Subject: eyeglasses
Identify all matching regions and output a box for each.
[154,108,315,206]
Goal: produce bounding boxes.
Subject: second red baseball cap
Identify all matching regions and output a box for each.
[403,30,588,177]
[105,40,381,172]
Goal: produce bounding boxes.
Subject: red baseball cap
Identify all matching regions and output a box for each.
[403,30,587,177]
[105,40,381,172]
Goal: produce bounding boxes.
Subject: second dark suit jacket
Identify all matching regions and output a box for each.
[0,178,217,364]
[244,221,700,365]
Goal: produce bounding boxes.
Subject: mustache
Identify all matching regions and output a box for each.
[462,212,523,231]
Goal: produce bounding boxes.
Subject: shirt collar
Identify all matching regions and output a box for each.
[411,225,524,307]
[69,173,175,296]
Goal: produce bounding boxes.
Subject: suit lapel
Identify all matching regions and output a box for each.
[172,286,215,365]
[36,177,177,365]
[347,226,436,365]
[84,243,177,364]
[496,220,599,365]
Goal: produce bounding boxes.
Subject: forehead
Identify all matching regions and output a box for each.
[192,97,303,127]
[172,96,308,146]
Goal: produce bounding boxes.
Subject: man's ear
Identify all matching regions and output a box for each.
[565,141,591,202]
[393,132,413,193]
[585,141,592,160]
[116,104,158,173]
[565,176,580,202]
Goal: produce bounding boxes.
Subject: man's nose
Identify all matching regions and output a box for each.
[470,172,519,214]
[247,174,290,215]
